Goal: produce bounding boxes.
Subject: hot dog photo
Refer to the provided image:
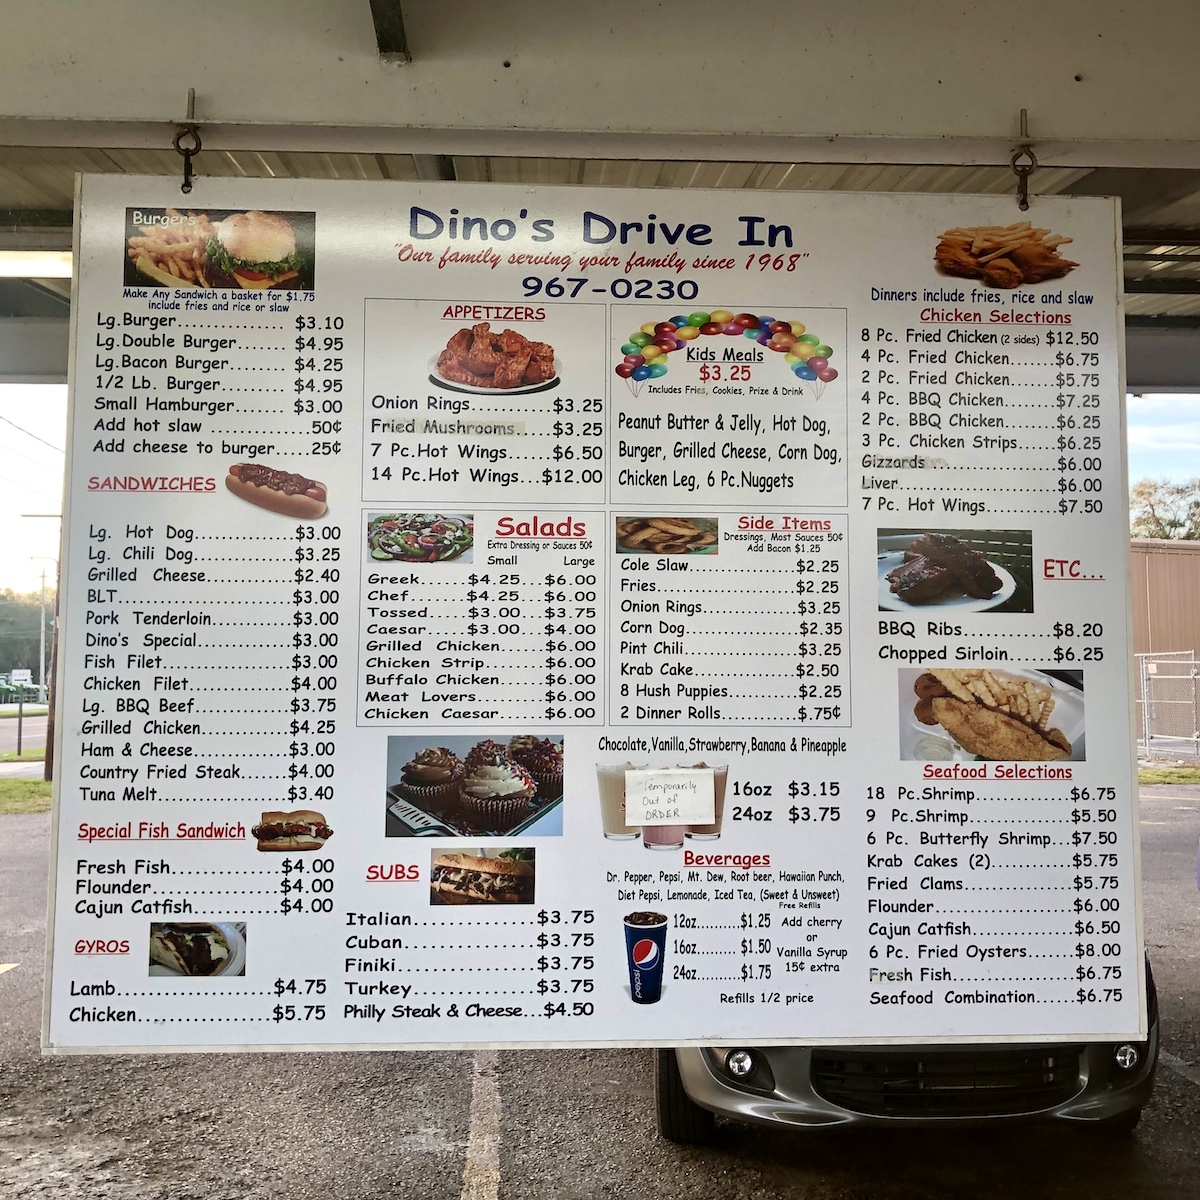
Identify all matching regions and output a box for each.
[226,463,328,519]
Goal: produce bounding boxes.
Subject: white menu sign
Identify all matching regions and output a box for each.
[45,176,1143,1051]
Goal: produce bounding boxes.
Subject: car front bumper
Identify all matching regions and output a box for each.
[675,1031,1159,1130]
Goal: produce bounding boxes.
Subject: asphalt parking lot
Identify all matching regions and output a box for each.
[2,788,1199,1199]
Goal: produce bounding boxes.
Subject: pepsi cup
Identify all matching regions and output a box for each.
[624,911,668,1004]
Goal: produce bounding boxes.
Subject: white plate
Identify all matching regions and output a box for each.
[427,355,561,395]
[898,667,1085,762]
[149,922,247,979]
[877,551,1017,612]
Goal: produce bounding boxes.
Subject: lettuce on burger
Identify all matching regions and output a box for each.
[207,211,303,288]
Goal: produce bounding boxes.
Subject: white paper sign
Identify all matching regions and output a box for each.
[624,768,715,825]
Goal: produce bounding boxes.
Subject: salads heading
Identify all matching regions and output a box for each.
[405,206,798,249]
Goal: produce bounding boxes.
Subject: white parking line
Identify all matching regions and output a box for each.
[0,963,18,975]
[460,1050,501,1200]
[1160,1050,1200,1088]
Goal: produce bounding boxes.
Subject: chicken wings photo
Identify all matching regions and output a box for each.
[435,322,556,389]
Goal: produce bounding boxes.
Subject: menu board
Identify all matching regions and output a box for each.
[45,176,1144,1051]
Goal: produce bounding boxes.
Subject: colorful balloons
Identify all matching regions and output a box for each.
[613,308,838,393]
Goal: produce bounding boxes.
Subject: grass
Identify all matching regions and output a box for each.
[0,778,52,813]
[0,747,46,762]
[1139,767,1200,785]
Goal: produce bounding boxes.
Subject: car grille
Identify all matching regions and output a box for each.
[810,1046,1084,1117]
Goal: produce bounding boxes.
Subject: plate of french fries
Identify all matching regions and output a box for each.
[126,209,218,288]
[934,221,1078,290]
[615,516,718,555]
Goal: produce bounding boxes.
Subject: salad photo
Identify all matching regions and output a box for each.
[366,513,474,563]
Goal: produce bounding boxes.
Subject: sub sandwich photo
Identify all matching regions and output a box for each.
[430,851,535,905]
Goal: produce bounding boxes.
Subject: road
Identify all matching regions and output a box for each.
[2,790,1199,1200]
[0,713,47,753]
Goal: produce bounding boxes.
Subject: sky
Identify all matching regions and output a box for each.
[0,384,1198,594]
[1125,393,1200,484]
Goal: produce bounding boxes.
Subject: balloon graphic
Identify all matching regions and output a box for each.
[612,308,836,397]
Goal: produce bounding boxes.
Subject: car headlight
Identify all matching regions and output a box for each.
[1113,1044,1141,1071]
[725,1049,756,1078]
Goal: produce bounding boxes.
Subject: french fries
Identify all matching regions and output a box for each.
[127,209,216,289]
[934,221,1078,288]
[616,517,718,555]
[928,668,1055,731]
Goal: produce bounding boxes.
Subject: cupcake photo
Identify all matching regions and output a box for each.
[514,737,564,801]
[395,746,462,813]
[385,734,566,838]
[458,748,537,831]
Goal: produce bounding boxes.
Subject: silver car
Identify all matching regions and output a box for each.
[655,959,1159,1142]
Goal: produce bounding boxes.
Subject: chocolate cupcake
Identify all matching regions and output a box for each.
[508,734,540,762]
[396,746,462,812]
[521,737,563,800]
[465,739,509,768]
[458,754,536,831]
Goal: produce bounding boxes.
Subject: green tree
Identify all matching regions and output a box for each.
[0,589,53,677]
[1129,478,1200,539]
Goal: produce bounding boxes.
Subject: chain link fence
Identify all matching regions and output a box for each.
[1136,650,1200,758]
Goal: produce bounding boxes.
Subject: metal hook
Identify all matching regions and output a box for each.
[173,88,202,194]
[1010,108,1037,212]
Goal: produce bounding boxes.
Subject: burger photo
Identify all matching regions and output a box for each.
[206,211,305,288]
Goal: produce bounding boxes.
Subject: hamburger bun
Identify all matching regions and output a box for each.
[217,211,296,265]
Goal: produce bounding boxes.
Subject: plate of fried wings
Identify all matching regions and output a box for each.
[431,322,560,393]
[934,221,1078,290]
